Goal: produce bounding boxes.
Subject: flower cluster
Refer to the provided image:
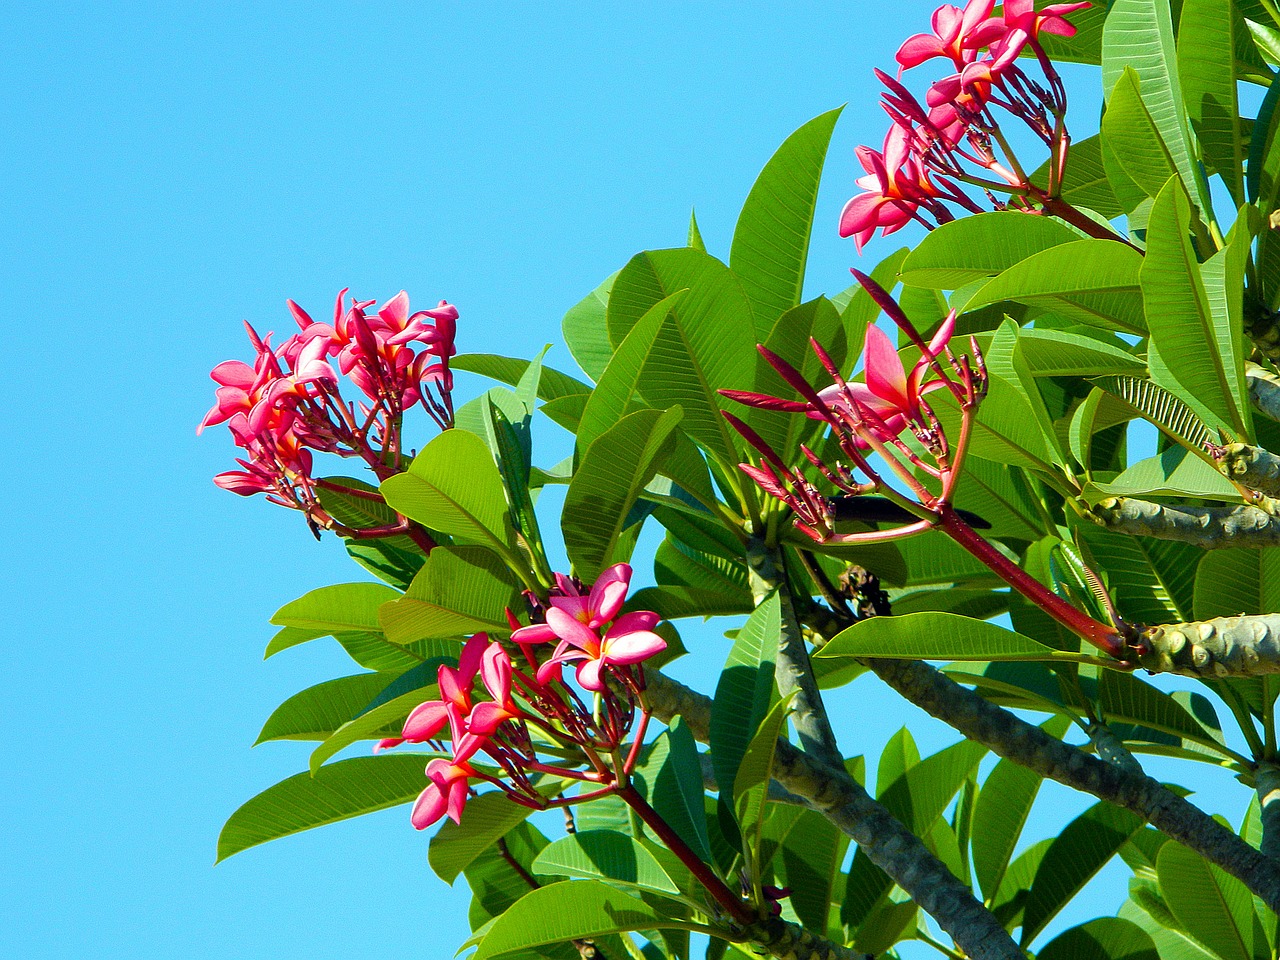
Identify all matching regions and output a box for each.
[841,0,1089,250]
[381,564,667,829]
[199,289,458,530]
[723,272,986,544]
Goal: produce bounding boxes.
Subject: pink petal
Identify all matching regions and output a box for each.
[287,299,314,329]
[548,595,591,621]
[895,33,946,69]
[467,702,511,736]
[402,701,449,742]
[546,606,602,652]
[378,290,411,330]
[933,5,964,40]
[445,779,469,823]
[479,643,512,702]
[959,0,996,34]
[576,658,607,692]
[373,737,404,753]
[862,324,911,410]
[411,783,447,829]
[601,629,667,665]
[511,623,557,644]
[458,633,489,684]
[839,192,887,240]
[588,563,632,623]
[209,360,256,389]
[608,611,660,634]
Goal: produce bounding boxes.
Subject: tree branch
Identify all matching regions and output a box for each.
[1138,615,1280,676]
[1216,443,1280,498]
[1090,496,1280,548]
[1249,363,1280,422]
[859,656,1280,912]
[1257,762,1280,860]
[1085,719,1145,775]
[644,671,1029,960]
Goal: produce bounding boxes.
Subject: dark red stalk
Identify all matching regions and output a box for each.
[616,784,756,926]
[936,506,1130,660]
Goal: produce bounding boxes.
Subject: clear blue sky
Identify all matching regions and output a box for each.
[1,3,1251,958]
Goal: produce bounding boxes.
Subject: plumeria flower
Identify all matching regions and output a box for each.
[411,756,477,829]
[895,0,995,73]
[814,311,957,447]
[839,125,944,252]
[535,610,667,692]
[511,565,632,645]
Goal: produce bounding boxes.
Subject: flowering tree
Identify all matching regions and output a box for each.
[203,2,1280,958]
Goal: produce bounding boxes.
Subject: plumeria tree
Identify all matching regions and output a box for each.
[203,1,1280,958]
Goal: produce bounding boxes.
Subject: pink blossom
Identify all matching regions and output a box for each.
[535,610,667,692]
[411,757,477,828]
[839,125,944,252]
[511,564,632,645]
[815,312,956,446]
[895,0,996,73]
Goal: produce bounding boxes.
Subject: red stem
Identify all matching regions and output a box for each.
[936,507,1128,660]
[616,784,755,926]
[1039,196,1137,247]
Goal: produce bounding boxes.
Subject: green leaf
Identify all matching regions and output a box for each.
[379,545,523,644]
[770,809,847,934]
[985,319,1064,462]
[216,755,430,861]
[1091,374,1216,451]
[577,291,686,454]
[308,682,439,774]
[381,429,518,555]
[961,239,1146,335]
[971,723,1064,901]
[452,353,592,402]
[729,106,842,331]
[709,592,779,827]
[471,882,686,960]
[1200,209,1255,436]
[1015,328,1144,377]
[1031,134,1125,220]
[898,212,1080,289]
[1085,446,1242,501]
[271,582,399,634]
[1077,522,1200,624]
[1142,177,1248,437]
[255,673,393,744]
[639,719,712,864]
[562,407,683,581]
[733,693,797,858]
[1178,0,1244,203]
[1103,0,1204,209]
[605,248,758,466]
[893,531,1005,585]
[817,612,1059,663]
[562,271,617,382]
[532,831,683,895]
[1038,917,1159,960]
[463,821,555,932]
[1039,3,1111,64]
[1101,67,1183,207]
[1100,669,1228,752]
[1195,547,1280,619]
[1021,801,1146,944]
[1158,841,1259,960]
[429,791,538,884]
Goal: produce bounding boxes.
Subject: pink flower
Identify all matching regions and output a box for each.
[511,564,632,645]
[895,0,996,73]
[815,312,956,447]
[840,125,938,252]
[411,757,477,829]
[398,634,517,747]
[535,610,667,692]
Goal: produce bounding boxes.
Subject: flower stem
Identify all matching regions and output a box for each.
[936,506,1129,660]
[615,784,755,926]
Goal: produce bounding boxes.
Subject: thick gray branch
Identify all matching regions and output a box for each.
[860,657,1280,911]
[1216,443,1280,498]
[1086,719,1145,775]
[1257,762,1280,860]
[1091,496,1280,548]
[745,539,844,772]
[1139,615,1280,676]
[645,671,1028,960]
[1248,363,1280,422]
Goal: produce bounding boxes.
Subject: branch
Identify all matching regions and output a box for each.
[1139,615,1280,676]
[1085,719,1145,775]
[746,539,844,772]
[644,671,1029,960]
[859,656,1280,912]
[1217,443,1280,498]
[1249,363,1280,422]
[1090,496,1280,548]
[739,918,871,960]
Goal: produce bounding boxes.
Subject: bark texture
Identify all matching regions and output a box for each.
[1217,443,1280,498]
[1248,363,1280,422]
[1092,496,1280,548]
[645,671,1028,960]
[1139,615,1280,677]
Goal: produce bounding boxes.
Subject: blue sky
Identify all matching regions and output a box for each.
[1,3,1254,958]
